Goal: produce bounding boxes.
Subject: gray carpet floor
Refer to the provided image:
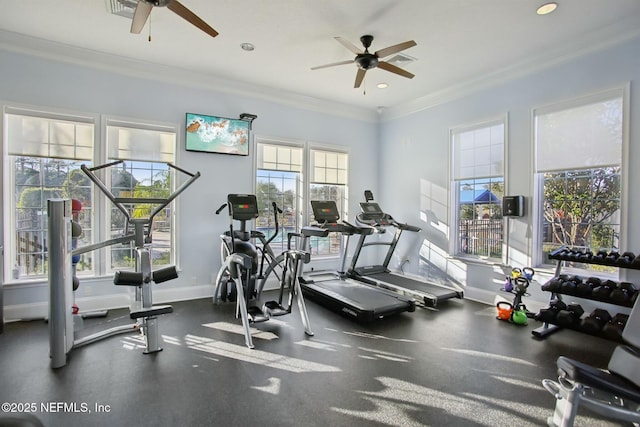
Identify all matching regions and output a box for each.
[0,293,626,426]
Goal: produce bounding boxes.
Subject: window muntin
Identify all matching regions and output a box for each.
[451,121,505,259]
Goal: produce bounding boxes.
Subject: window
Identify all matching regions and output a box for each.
[2,106,177,283]
[451,120,505,259]
[309,148,348,257]
[254,139,348,258]
[3,106,95,280]
[534,89,624,267]
[104,118,177,273]
[255,141,304,255]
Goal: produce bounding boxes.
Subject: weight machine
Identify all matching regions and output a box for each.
[49,160,200,368]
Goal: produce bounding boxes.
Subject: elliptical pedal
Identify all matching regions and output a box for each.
[263,300,290,317]
[247,305,270,323]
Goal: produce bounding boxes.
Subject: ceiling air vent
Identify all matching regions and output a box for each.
[106,0,138,19]
[386,52,417,65]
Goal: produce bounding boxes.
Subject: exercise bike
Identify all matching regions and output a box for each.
[213,194,321,348]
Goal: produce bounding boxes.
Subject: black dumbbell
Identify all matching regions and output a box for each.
[535,299,567,323]
[555,303,584,328]
[615,251,635,266]
[605,251,620,265]
[581,308,612,333]
[602,313,629,340]
[592,280,616,300]
[542,277,563,292]
[579,250,593,262]
[609,282,638,304]
[560,275,583,295]
[593,250,608,262]
[575,277,599,297]
[566,249,581,260]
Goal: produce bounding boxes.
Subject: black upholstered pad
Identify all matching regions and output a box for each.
[557,355,640,402]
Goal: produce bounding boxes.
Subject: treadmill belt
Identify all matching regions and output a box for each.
[301,279,414,322]
[367,272,462,304]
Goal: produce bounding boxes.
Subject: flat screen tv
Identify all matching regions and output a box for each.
[185,112,250,156]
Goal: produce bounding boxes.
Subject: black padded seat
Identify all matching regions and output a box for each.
[557,355,640,403]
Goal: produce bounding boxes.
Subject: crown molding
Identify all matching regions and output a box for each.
[0,29,378,123]
[382,13,640,121]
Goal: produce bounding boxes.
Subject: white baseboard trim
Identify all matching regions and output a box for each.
[3,284,215,323]
[462,286,547,313]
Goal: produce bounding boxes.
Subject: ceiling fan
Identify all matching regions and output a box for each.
[130,0,219,38]
[312,35,417,88]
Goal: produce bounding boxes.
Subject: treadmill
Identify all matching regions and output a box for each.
[348,191,464,307]
[299,200,415,322]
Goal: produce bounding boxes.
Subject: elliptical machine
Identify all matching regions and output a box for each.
[213,194,316,349]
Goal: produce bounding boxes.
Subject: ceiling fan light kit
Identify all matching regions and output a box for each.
[312,34,417,88]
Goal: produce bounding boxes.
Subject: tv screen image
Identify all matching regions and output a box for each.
[185,113,250,156]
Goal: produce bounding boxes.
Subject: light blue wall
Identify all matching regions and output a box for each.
[379,35,640,304]
[2,33,640,317]
[0,50,379,316]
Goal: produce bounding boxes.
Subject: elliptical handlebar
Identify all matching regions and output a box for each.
[215,203,228,215]
[264,201,282,246]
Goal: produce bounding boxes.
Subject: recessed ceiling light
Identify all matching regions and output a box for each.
[377,83,388,89]
[537,2,558,15]
[240,43,255,51]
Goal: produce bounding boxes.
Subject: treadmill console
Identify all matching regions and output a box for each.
[358,202,391,226]
[310,200,366,235]
[310,200,341,223]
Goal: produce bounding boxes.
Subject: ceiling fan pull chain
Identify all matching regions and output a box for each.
[148,19,152,42]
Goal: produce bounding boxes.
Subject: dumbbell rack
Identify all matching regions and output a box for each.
[532,247,639,341]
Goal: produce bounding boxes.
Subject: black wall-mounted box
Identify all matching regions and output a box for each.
[503,195,525,217]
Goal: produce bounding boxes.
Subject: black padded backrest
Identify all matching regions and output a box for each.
[608,299,640,387]
[622,298,640,348]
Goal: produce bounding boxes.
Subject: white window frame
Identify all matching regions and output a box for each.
[531,86,629,269]
[2,103,98,283]
[101,115,178,275]
[450,116,507,262]
[253,136,349,260]
[1,103,180,284]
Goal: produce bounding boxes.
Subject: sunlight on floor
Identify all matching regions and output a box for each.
[332,376,537,426]
[177,333,341,373]
[441,347,537,366]
[203,321,279,341]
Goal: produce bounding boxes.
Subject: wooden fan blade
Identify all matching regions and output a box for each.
[311,59,354,70]
[354,68,367,88]
[167,0,219,38]
[335,37,363,55]
[130,0,153,34]
[374,40,416,59]
[378,61,415,79]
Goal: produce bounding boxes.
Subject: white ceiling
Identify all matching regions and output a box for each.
[1,0,640,115]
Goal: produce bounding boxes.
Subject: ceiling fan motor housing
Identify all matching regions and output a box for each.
[356,54,379,70]
[151,0,172,7]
